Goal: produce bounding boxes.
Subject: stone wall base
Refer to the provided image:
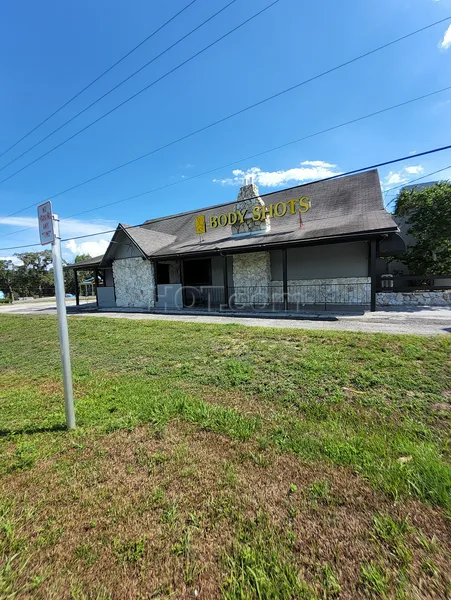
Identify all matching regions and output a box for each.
[377,291,451,307]
[271,277,370,304]
[113,257,155,308]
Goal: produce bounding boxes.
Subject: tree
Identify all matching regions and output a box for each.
[64,254,92,295]
[0,251,95,299]
[0,259,15,299]
[394,181,451,275]
[0,251,56,298]
[14,250,54,297]
[75,254,91,265]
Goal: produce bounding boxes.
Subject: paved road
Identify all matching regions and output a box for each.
[1,299,450,335]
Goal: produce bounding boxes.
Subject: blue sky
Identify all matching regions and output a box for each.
[0,0,450,261]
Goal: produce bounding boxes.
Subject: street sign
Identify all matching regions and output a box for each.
[37,201,55,245]
[36,204,75,429]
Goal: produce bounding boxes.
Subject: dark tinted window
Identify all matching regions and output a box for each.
[183,259,211,286]
[157,263,170,285]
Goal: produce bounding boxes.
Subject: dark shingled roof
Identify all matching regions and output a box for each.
[70,170,398,267]
[123,224,177,256]
[138,169,397,258]
[66,255,104,269]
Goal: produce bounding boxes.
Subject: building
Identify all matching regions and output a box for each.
[69,170,403,313]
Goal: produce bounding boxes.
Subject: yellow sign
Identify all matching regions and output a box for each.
[196,197,310,232]
[194,215,206,234]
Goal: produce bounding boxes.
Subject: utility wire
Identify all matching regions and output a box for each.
[384,164,451,208]
[2,86,451,238]
[0,0,199,161]
[2,83,451,237]
[0,0,239,174]
[0,0,279,187]
[0,14,449,222]
[1,142,451,252]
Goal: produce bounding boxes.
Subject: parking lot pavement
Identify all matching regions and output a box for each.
[1,299,450,335]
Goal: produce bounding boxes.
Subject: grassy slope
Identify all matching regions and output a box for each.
[0,315,450,599]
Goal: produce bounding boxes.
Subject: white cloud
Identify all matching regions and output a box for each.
[0,216,115,236]
[300,160,337,168]
[404,165,424,175]
[0,255,23,266]
[214,161,342,187]
[61,220,115,261]
[0,216,38,228]
[439,24,451,49]
[65,239,110,259]
[384,171,409,187]
[382,165,424,190]
[0,216,116,262]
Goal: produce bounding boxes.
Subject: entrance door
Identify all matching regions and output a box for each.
[183,258,212,306]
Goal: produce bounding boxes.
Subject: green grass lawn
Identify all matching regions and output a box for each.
[0,314,450,599]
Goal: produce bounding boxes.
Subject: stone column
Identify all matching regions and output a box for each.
[112,257,155,309]
[232,182,269,235]
[232,252,271,304]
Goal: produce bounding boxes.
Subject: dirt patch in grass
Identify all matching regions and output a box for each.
[432,402,451,412]
[180,382,278,422]
[1,422,450,599]
[37,378,90,398]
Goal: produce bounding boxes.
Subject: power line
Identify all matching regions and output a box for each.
[2,83,451,237]
[1,142,451,252]
[0,16,449,227]
[2,85,451,239]
[60,142,451,220]
[384,164,451,208]
[0,0,239,174]
[0,0,280,187]
[0,0,199,162]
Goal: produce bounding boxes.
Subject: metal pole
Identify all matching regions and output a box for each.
[95,268,99,308]
[369,239,377,312]
[74,269,80,306]
[223,254,229,309]
[282,248,288,311]
[52,215,75,429]
[180,259,186,308]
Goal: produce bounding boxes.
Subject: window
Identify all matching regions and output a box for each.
[183,259,211,286]
[157,263,170,285]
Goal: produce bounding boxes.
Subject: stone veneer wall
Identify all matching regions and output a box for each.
[113,257,155,309]
[377,291,451,307]
[272,277,370,304]
[231,257,370,305]
[232,252,271,302]
[232,183,269,235]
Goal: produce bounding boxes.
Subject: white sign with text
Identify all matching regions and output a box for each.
[37,201,55,245]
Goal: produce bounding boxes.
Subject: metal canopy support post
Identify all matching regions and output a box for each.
[155,261,159,303]
[223,254,229,309]
[369,239,377,312]
[95,268,99,307]
[74,269,80,306]
[180,259,185,308]
[52,215,76,430]
[282,248,288,311]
